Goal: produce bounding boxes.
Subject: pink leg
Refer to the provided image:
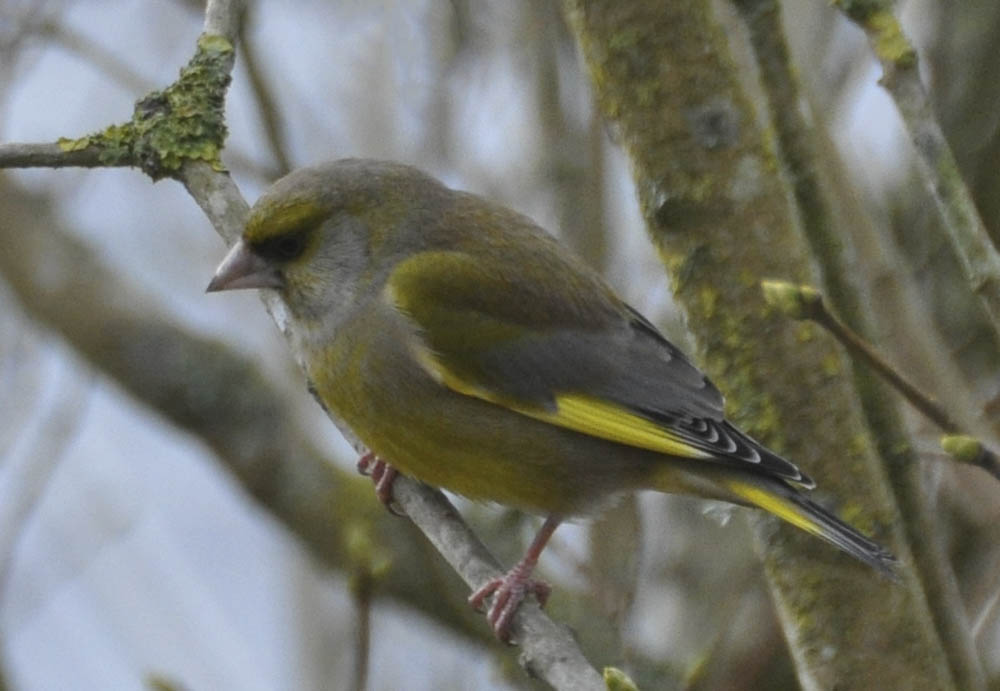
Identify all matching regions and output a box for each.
[468,515,562,641]
[356,452,404,516]
[356,451,377,476]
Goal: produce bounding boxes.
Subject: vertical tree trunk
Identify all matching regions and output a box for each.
[561,1,956,688]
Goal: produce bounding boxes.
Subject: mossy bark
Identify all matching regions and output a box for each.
[561,1,955,688]
[735,3,984,685]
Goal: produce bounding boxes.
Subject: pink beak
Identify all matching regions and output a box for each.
[206,240,284,292]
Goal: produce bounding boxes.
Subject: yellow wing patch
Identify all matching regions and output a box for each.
[414,346,711,459]
[535,395,712,459]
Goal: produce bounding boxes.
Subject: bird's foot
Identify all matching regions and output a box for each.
[468,562,551,642]
[468,515,562,641]
[356,452,404,516]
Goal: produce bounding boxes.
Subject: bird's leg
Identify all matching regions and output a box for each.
[356,452,403,515]
[468,514,562,641]
[355,451,379,474]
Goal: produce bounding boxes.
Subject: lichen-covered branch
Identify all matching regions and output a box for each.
[744,6,991,686]
[759,280,995,688]
[0,33,234,179]
[561,1,954,688]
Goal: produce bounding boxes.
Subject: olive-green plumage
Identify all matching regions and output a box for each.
[209,158,897,584]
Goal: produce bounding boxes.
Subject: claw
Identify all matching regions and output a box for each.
[355,453,405,516]
[356,451,377,475]
[467,515,562,641]
[469,567,551,641]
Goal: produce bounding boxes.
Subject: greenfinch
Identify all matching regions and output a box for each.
[208,159,896,639]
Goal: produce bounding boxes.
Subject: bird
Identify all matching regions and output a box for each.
[207,158,897,640]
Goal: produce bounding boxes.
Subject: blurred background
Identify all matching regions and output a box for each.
[1,0,999,689]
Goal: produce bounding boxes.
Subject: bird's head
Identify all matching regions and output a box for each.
[208,159,444,328]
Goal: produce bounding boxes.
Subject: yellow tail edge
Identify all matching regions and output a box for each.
[722,476,899,580]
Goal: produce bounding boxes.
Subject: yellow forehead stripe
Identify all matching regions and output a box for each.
[245,198,328,244]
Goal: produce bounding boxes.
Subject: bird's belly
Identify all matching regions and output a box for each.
[315,350,653,515]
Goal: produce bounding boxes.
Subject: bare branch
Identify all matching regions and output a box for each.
[203,0,245,39]
[833,0,1000,340]
[762,279,1000,484]
[34,19,152,95]
[0,362,92,597]
[238,5,293,177]
[393,478,605,691]
[0,141,111,169]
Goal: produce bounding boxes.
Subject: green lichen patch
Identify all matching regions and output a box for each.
[62,33,234,180]
[57,136,92,152]
[603,667,639,691]
[129,33,234,179]
[868,11,917,67]
[833,1,917,68]
[940,434,983,465]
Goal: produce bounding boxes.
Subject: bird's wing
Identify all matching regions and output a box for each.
[386,249,811,486]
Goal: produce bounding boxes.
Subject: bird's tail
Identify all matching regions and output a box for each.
[720,474,899,579]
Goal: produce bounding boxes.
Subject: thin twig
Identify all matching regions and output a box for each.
[762,280,1000,481]
[34,19,152,95]
[392,478,605,691]
[0,363,93,600]
[0,141,112,169]
[349,572,373,691]
[237,4,293,176]
[832,0,1000,338]
[813,306,960,434]
[202,0,244,37]
[344,521,388,691]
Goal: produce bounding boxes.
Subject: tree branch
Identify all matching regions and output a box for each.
[237,4,293,177]
[833,0,1000,340]
[393,479,605,691]
[738,7,990,685]
[762,280,1000,484]
[0,141,110,168]
[0,2,607,685]
[561,1,957,688]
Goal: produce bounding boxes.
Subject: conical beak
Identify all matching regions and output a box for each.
[206,239,284,292]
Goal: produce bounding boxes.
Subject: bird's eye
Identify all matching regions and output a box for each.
[255,231,308,261]
[276,235,305,259]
